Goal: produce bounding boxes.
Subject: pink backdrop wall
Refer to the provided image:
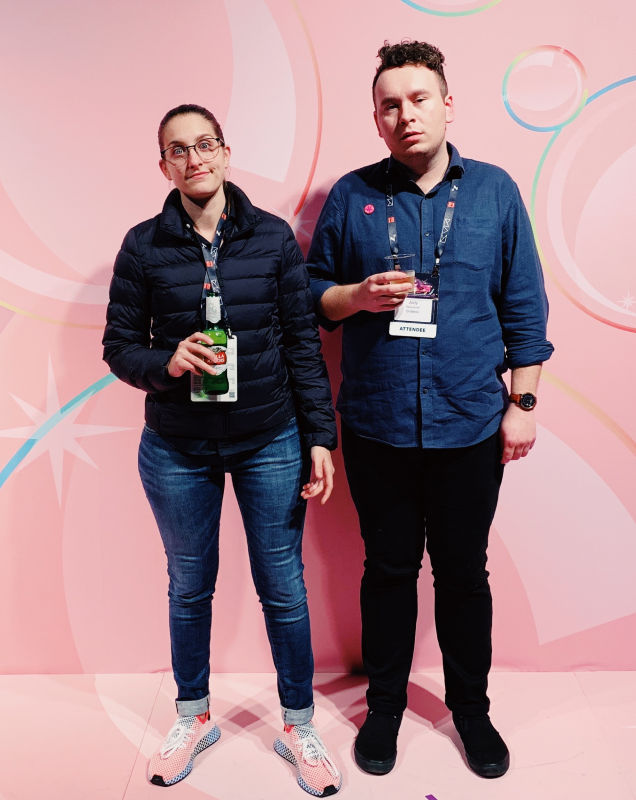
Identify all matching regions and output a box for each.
[1,0,635,676]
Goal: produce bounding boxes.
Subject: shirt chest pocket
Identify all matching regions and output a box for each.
[451,216,500,271]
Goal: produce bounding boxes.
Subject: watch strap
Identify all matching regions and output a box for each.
[509,392,537,410]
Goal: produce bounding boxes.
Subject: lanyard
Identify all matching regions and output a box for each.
[385,170,460,276]
[198,203,231,329]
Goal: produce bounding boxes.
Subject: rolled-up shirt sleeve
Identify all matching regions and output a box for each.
[499,182,554,368]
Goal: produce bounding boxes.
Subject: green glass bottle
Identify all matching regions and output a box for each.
[201,291,229,395]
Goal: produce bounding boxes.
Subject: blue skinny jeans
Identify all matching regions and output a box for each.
[138,419,314,725]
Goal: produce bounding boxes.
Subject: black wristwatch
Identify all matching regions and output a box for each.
[509,392,537,411]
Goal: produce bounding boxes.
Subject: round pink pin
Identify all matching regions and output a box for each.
[364,204,375,214]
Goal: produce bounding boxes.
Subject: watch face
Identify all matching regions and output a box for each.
[520,393,536,410]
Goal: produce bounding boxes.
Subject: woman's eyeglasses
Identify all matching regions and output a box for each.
[161,137,224,166]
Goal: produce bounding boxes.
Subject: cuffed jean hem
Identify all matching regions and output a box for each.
[282,703,314,726]
[176,695,210,717]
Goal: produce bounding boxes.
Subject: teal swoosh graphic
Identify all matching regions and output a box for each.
[0,373,117,490]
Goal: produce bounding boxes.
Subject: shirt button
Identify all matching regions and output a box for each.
[421,388,428,394]
[425,232,431,237]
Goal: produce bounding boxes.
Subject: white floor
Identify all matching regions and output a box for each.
[1,671,635,800]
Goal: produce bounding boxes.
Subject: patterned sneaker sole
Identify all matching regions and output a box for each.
[150,725,221,787]
[273,738,340,797]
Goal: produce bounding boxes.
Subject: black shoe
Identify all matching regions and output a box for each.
[354,710,402,775]
[452,713,510,778]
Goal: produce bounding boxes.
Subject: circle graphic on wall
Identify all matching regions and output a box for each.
[0,0,321,327]
[399,0,503,15]
[532,77,636,330]
[503,45,587,131]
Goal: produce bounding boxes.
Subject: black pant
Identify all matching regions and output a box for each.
[342,425,504,717]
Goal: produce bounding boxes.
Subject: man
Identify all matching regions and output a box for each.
[307,41,553,779]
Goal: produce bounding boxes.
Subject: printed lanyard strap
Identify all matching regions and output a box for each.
[385,174,461,275]
[200,203,230,326]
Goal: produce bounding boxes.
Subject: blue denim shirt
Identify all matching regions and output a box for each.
[307,144,554,449]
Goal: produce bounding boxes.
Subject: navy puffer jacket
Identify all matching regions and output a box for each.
[103,184,336,450]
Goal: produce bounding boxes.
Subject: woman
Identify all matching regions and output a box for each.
[103,104,341,797]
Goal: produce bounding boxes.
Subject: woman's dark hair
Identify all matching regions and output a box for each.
[158,104,225,152]
[372,40,448,100]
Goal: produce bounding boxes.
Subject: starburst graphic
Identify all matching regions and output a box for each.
[275,201,318,251]
[273,201,295,226]
[276,201,315,237]
[618,291,635,310]
[0,360,127,503]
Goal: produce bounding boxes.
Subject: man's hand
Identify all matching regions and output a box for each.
[500,405,536,464]
[352,271,413,313]
[320,271,412,320]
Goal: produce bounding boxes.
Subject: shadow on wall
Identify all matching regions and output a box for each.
[293,184,367,672]
[293,185,330,259]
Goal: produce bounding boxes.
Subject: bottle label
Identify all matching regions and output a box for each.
[207,345,228,375]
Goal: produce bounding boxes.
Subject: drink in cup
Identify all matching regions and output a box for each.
[385,253,415,291]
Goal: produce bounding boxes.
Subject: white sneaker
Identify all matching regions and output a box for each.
[148,712,220,786]
[274,721,341,796]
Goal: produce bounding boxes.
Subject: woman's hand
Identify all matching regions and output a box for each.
[301,446,335,505]
[167,332,220,378]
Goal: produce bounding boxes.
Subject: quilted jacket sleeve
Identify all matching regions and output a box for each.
[277,223,337,451]
[102,227,181,393]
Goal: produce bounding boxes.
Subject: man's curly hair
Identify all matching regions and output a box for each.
[372,40,448,100]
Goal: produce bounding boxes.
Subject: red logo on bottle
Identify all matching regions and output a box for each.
[210,347,227,365]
